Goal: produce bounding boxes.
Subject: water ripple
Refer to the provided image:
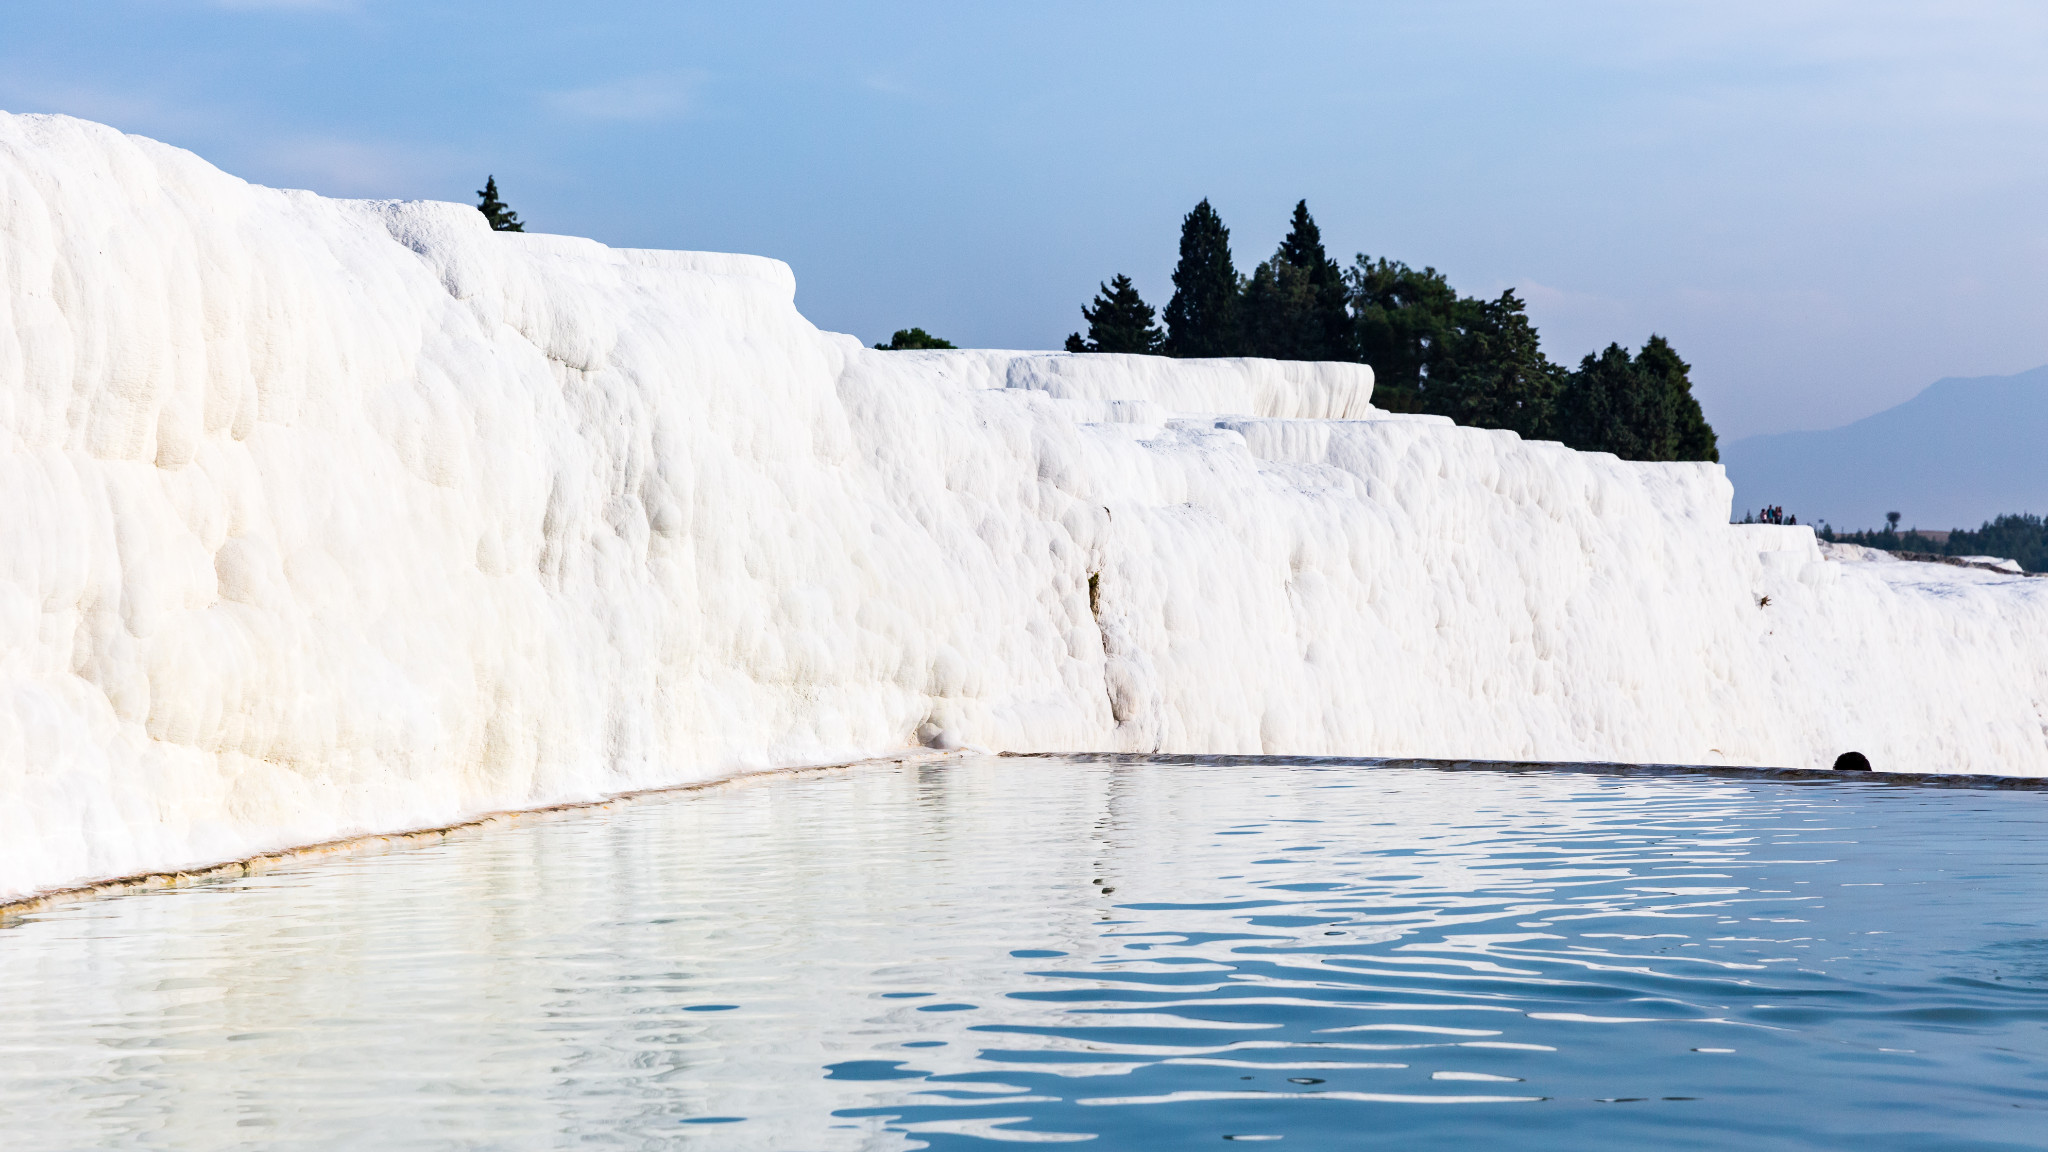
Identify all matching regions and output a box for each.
[2,759,2046,1149]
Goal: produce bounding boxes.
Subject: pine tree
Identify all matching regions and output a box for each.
[1947,513,2048,573]
[1430,290,1560,438]
[1341,236,1716,455]
[1066,274,1163,354]
[1241,257,1322,360]
[1346,256,1460,412]
[1556,343,1654,459]
[1552,335,1717,461]
[873,328,956,350]
[476,176,524,232]
[1163,200,1241,358]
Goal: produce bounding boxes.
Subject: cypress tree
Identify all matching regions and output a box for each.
[1065,274,1164,354]
[1276,200,1352,359]
[1163,200,1241,358]
[1636,335,1718,462]
[476,176,524,232]
[1239,257,1298,359]
[1240,257,1275,356]
[1243,201,1353,361]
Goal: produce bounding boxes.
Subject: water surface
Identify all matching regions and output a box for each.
[3,758,2046,1150]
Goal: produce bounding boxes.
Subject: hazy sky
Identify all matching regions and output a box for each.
[5,1,2045,440]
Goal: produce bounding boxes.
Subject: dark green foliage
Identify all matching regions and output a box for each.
[1348,253,1714,457]
[1638,335,1719,462]
[1427,290,1562,438]
[1556,344,1661,460]
[1828,513,2048,573]
[874,328,956,350]
[1345,261,1555,438]
[1822,524,1947,552]
[1163,200,1240,358]
[1240,259,1320,360]
[1065,275,1164,354]
[476,176,524,232]
[1949,513,2048,572]
[1066,199,1719,460]
[1347,257,1460,414]
[1242,201,1352,361]
[1553,336,1718,462]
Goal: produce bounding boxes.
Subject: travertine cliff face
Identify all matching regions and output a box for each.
[5,112,2045,899]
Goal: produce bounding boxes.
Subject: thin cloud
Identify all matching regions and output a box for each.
[862,74,916,97]
[545,72,706,123]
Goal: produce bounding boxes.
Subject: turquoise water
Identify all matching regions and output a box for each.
[3,758,2046,1150]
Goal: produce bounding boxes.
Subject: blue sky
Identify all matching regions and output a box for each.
[4,1,2045,440]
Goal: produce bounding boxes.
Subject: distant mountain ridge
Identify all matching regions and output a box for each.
[1722,364,2048,532]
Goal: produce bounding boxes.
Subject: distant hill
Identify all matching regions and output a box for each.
[1722,364,2048,532]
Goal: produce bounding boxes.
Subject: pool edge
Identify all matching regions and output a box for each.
[998,751,2048,790]
[14,749,2041,925]
[1,749,965,925]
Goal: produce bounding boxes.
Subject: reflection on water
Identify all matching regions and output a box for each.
[3,759,2047,1150]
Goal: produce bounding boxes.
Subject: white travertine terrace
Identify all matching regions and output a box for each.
[4,112,2045,900]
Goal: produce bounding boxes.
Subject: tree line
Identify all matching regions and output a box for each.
[475,176,1716,465]
[1822,513,2048,574]
[1063,199,1717,463]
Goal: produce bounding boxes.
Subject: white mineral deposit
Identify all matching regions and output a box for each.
[4,112,2046,902]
